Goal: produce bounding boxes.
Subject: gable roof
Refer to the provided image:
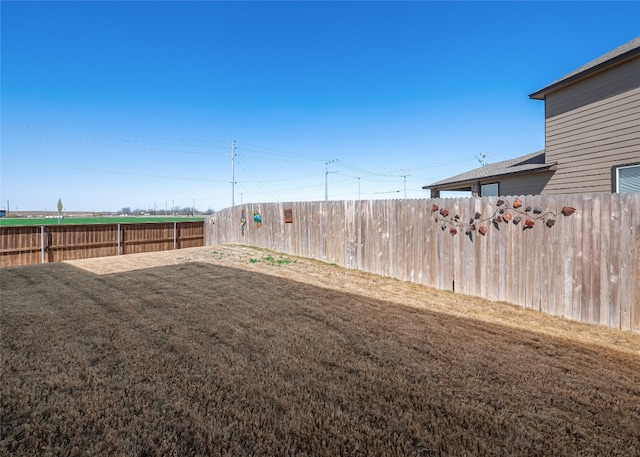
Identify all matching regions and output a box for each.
[424,150,556,190]
[529,36,640,100]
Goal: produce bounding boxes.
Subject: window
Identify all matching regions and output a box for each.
[480,183,499,197]
[615,164,640,193]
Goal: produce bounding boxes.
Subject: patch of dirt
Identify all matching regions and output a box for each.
[68,245,640,356]
[1,245,639,456]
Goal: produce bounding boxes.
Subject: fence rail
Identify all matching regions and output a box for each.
[206,193,640,332]
[1,222,204,267]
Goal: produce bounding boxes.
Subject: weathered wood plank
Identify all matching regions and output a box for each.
[599,194,611,326]
[631,192,640,333]
[580,194,593,324]
[609,193,621,329]
[590,194,602,325]
[619,193,633,331]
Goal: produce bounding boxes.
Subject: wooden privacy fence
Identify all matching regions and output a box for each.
[0,222,204,267]
[206,193,640,332]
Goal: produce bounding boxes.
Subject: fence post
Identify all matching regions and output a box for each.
[117,224,121,255]
[174,222,177,250]
[41,225,45,264]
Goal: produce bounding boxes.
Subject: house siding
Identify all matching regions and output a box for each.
[544,56,640,118]
[543,55,640,194]
[487,172,554,197]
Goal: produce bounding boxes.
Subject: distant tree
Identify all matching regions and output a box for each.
[121,207,132,215]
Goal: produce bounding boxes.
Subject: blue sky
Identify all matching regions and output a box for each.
[2,1,639,212]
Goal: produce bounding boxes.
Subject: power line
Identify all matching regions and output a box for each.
[6,159,229,183]
[1,123,227,146]
[1,130,227,156]
[235,141,327,162]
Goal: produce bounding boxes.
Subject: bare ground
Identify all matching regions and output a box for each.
[1,245,639,456]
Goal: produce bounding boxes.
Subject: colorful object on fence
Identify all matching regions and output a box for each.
[283,208,293,223]
[431,198,576,238]
[240,210,247,236]
[253,210,262,228]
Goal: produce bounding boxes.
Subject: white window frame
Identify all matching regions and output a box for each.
[615,163,640,193]
[480,182,499,197]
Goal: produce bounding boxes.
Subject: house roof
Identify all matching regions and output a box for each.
[529,36,640,100]
[424,150,556,191]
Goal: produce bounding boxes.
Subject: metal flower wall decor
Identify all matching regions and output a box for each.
[431,197,576,239]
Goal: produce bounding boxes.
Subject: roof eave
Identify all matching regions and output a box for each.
[423,163,557,191]
[528,47,640,100]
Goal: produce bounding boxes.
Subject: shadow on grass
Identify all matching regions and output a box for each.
[2,261,639,456]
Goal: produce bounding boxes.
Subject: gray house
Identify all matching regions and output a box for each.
[426,36,640,197]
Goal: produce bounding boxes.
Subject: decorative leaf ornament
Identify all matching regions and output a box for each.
[430,198,576,239]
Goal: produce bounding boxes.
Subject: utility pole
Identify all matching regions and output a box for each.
[325,159,337,202]
[400,169,410,199]
[478,153,490,167]
[231,140,236,208]
[357,177,361,201]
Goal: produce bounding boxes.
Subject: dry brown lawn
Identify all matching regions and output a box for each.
[1,245,639,456]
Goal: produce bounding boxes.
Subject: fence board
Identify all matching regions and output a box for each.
[598,194,611,326]
[620,193,633,331]
[632,192,640,333]
[590,194,602,325]
[609,194,622,329]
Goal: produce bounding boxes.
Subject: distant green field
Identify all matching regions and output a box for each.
[0,216,207,227]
